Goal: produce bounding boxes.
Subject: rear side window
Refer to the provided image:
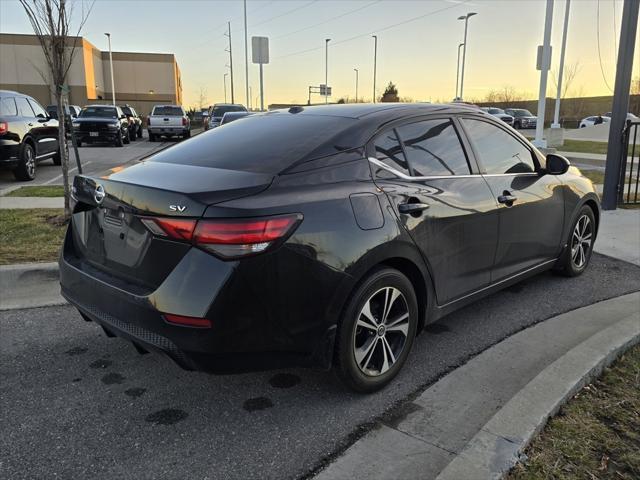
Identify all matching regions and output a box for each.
[153,106,183,116]
[0,97,17,116]
[15,97,35,117]
[396,119,470,176]
[461,118,535,174]
[28,99,47,118]
[373,129,410,175]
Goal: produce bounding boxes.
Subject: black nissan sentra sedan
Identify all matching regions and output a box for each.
[60,103,600,392]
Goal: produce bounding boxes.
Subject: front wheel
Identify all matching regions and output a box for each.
[114,132,124,147]
[334,268,418,393]
[554,205,596,277]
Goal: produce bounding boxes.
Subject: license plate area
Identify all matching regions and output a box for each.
[90,131,99,137]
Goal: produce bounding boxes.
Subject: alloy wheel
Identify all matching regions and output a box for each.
[353,287,410,376]
[571,214,592,268]
[25,147,35,177]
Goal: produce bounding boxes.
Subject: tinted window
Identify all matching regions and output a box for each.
[212,105,247,117]
[150,113,356,174]
[0,97,17,116]
[46,105,59,118]
[15,97,35,117]
[80,107,118,118]
[461,118,535,174]
[152,106,183,116]
[121,106,133,116]
[396,119,469,176]
[28,99,47,118]
[373,129,410,175]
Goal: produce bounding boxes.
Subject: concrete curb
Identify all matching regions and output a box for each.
[0,262,66,310]
[436,313,640,480]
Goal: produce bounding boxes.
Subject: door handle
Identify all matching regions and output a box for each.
[498,192,517,205]
[398,202,430,215]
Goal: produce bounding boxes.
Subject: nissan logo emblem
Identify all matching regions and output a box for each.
[94,184,105,204]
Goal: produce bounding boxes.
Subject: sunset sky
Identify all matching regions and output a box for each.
[1,0,638,108]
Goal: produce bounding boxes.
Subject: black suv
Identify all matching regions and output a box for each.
[0,90,60,181]
[72,105,130,147]
[121,105,143,141]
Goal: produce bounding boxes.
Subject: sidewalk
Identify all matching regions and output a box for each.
[0,196,64,209]
[315,293,640,480]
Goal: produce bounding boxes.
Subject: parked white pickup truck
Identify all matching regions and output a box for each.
[147,105,190,141]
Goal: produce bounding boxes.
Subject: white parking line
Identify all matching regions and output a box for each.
[43,161,93,185]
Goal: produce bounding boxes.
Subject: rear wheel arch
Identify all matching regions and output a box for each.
[22,136,36,155]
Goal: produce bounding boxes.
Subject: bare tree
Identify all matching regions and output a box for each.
[19,0,94,218]
[197,86,209,111]
[550,60,582,99]
[482,86,527,105]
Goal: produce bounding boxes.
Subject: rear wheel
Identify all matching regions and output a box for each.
[14,142,36,181]
[334,268,418,393]
[148,132,155,142]
[115,131,124,147]
[554,205,596,277]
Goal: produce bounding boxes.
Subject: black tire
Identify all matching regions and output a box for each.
[13,142,36,181]
[554,205,596,277]
[184,130,191,139]
[76,140,82,148]
[334,267,419,393]
[115,132,124,147]
[137,126,143,138]
[123,130,130,144]
[52,146,62,165]
[148,132,155,142]
[128,129,136,141]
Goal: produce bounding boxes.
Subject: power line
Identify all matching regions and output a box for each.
[273,0,383,40]
[596,0,614,93]
[250,1,318,29]
[272,0,468,61]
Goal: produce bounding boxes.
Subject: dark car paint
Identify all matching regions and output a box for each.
[0,90,59,167]
[73,106,129,144]
[60,103,600,374]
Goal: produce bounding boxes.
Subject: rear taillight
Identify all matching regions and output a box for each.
[140,214,302,259]
[163,313,211,328]
[0,122,7,135]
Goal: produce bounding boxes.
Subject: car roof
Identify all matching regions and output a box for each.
[83,104,117,108]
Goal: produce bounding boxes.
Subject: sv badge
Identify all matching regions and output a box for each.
[169,205,187,213]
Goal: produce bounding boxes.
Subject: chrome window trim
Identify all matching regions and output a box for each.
[367,157,538,181]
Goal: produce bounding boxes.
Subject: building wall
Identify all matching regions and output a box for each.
[0,33,182,116]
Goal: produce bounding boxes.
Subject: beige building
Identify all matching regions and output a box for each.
[0,33,182,116]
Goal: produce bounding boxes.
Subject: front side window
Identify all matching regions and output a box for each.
[461,118,535,174]
[396,119,470,176]
[0,97,17,116]
[15,97,35,117]
[28,99,47,118]
[373,129,410,175]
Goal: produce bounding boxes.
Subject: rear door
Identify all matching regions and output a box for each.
[27,98,59,155]
[369,116,499,305]
[459,117,564,282]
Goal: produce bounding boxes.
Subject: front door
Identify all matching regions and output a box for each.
[459,117,565,282]
[369,117,499,305]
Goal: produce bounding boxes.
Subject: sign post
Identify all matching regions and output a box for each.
[251,36,269,111]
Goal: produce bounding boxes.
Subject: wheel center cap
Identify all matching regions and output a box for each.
[377,325,386,337]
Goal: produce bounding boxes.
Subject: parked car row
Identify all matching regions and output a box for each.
[480,106,538,129]
[579,112,638,128]
[204,103,248,130]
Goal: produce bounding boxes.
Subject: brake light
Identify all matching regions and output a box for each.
[163,313,211,328]
[140,214,302,259]
[0,122,7,135]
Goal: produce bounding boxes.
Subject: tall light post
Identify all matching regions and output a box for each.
[534,0,554,148]
[552,0,571,127]
[243,0,249,107]
[455,42,464,100]
[224,73,228,103]
[225,22,235,104]
[457,12,477,101]
[372,35,378,103]
[325,38,330,104]
[354,68,359,103]
[104,33,115,106]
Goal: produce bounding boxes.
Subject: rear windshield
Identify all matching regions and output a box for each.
[152,106,183,116]
[150,113,355,174]
[80,107,117,118]
[212,105,246,117]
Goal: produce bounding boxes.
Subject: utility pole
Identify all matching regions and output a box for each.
[552,0,570,127]
[104,33,115,106]
[455,42,464,100]
[354,68,359,103]
[325,39,330,104]
[457,12,477,101]
[244,0,249,108]
[372,35,377,103]
[225,22,235,104]
[602,0,639,210]
[533,0,554,148]
[224,73,228,103]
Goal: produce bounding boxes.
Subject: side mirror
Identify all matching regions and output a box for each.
[546,153,570,175]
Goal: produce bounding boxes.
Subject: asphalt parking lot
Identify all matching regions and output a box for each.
[2,253,639,480]
[0,134,178,191]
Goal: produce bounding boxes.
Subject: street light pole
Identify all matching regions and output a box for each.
[226,22,235,104]
[455,42,464,100]
[325,39,330,104]
[224,73,228,103]
[457,12,477,101]
[104,33,116,106]
[372,35,377,103]
[243,0,249,107]
[533,0,554,148]
[354,68,359,103]
[552,0,571,127]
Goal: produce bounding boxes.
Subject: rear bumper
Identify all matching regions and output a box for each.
[0,143,20,167]
[74,130,119,142]
[148,126,189,136]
